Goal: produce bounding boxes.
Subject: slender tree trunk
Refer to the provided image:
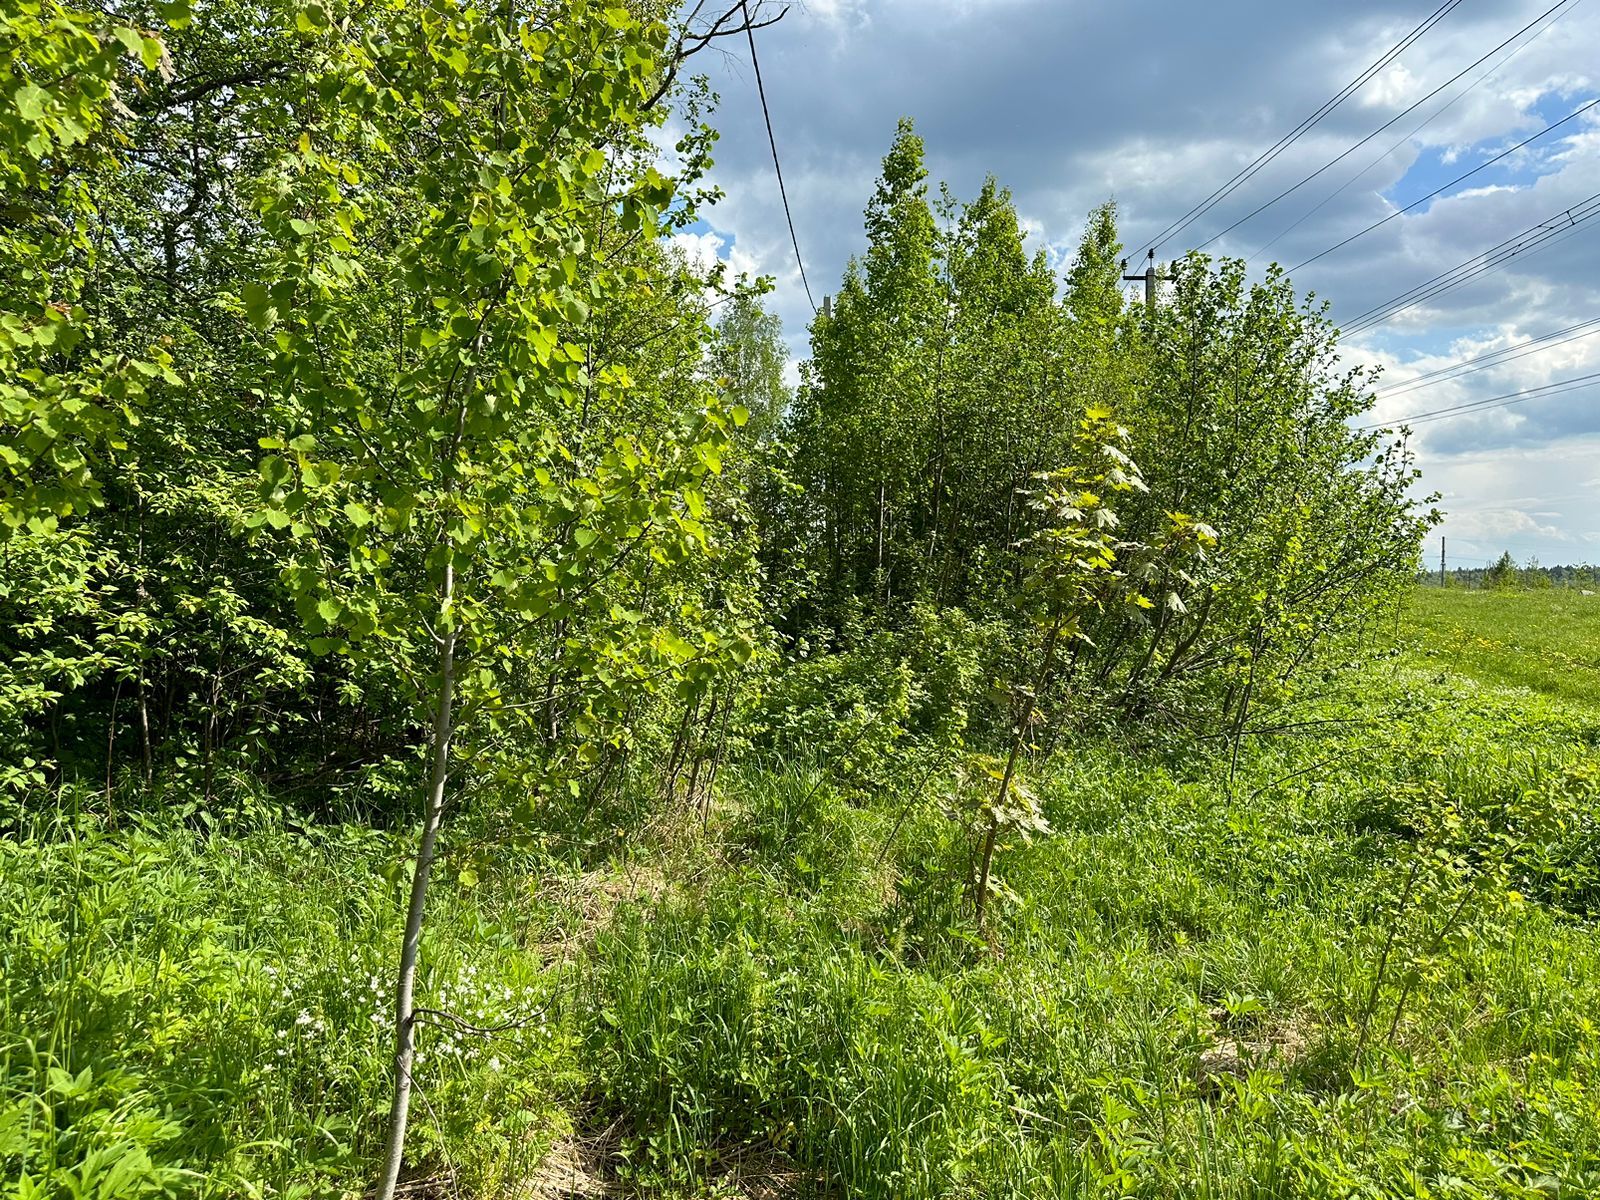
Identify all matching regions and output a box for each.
[686,692,716,820]
[137,666,153,787]
[665,693,701,799]
[1225,625,1264,796]
[105,679,123,807]
[975,619,1062,932]
[875,480,886,600]
[202,647,222,808]
[375,580,459,1200]
[1154,591,1214,688]
[1356,855,1420,1060]
[703,682,736,803]
[136,498,153,789]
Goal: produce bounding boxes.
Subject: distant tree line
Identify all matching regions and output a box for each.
[1426,556,1600,591]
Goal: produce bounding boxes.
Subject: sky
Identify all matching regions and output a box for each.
[668,0,1600,570]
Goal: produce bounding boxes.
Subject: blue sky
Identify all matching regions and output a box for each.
[669,0,1600,569]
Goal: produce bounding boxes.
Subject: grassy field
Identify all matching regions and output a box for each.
[1407,588,1600,710]
[5,590,1600,1198]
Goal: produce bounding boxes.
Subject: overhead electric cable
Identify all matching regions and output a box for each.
[1126,0,1466,261]
[741,0,816,313]
[1342,192,1600,334]
[1344,216,1597,335]
[1191,0,1581,256]
[1252,0,1583,261]
[1376,317,1600,397]
[1288,97,1600,272]
[1361,369,1600,427]
[1345,219,1594,335]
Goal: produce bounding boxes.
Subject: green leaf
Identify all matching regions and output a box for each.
[112,27,144,60]
[14,83,46,124]
[259,455,291,486]
[241,282,275,327]
[156,0,193,28]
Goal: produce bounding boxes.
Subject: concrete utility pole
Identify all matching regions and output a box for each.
[1439,536,1446,588]
[1122,249,1159,311]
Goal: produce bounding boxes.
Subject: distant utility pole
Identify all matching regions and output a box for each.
[1122,249,1159,311]
[1439,536,1446,588]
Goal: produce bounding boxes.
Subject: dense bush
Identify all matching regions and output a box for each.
[781,122,1433,729]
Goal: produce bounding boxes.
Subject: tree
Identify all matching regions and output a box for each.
[711,292,789,442]
[972,409,1213,930]
[236,4,754,1193]
[786,134,1435,728]
[1099,253,1435,718]
[1484,552,1519,590]
[791,119,947,613]
[1063,200,1126,330]
[0,2,179,541]
[791,129,1080,621]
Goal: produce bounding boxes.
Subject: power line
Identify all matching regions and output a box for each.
[1341,192,1600,335]
[1289,96,1600,272]
[1345,214,1597,335]
[1376,317,1600,397]
[1362,369,1600,427]
[1363,215,1597,335]
[741,0,816,314]
[1126,0,1466,261]
[1192,0,1583,257]
[1252,0,1582,262]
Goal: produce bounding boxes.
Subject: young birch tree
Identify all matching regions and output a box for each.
[240,3,752,1193]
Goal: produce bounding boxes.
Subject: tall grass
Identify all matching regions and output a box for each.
[4,591,1600,1196]
[0,817,575,1197]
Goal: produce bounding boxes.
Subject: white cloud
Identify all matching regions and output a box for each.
[669,227,765,302]
[1363,62,1423,110]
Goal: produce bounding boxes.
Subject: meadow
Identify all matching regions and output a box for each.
[1406,588,1600,710]
[5,587,1599,1199]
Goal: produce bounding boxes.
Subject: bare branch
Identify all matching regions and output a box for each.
[642,2,790,112]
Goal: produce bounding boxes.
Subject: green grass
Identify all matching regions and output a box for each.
[0,821,582,1198]
[1407,587,1600,710]
[5,590,1600,1198]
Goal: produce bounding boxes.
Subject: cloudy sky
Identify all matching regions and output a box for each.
[669,0,1600,571]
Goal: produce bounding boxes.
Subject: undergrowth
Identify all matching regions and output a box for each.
[4,590,1600,1198]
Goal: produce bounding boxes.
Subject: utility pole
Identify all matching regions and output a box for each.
[1439,536,1446,588]
[1122,249,1159,311]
